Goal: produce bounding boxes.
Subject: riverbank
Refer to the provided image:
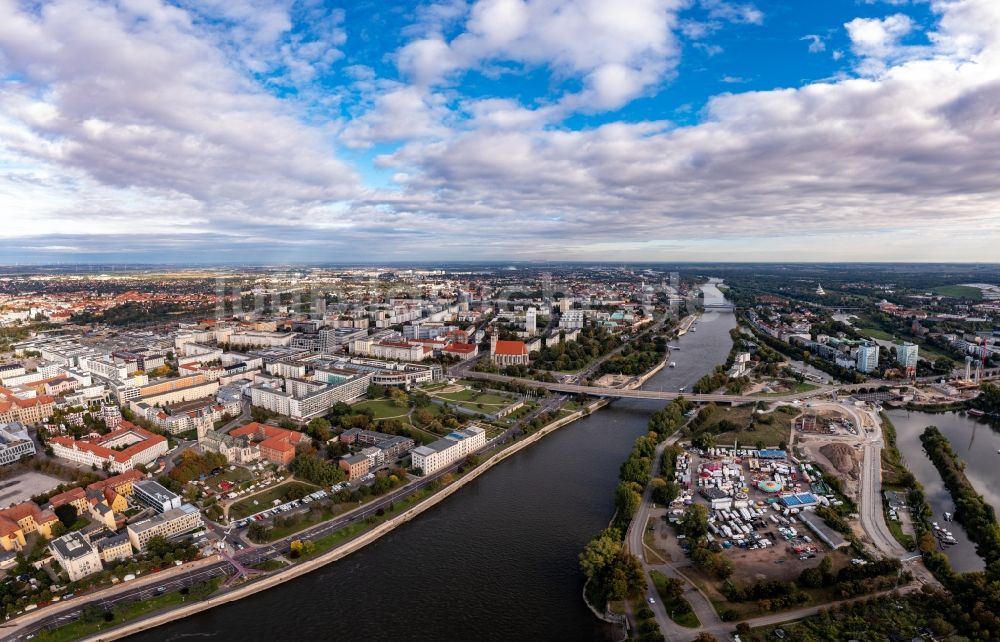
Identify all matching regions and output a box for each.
[920,426,1000,566]
[621,315,697,390]
[580,397,696,642]
[124,286,737,642]
[76,399,610,642]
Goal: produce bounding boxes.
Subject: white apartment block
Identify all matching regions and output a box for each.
[228,332,297,349]
[856,343,880,373]
[250,372,372,421]
[350,338,430,362]
[411,425,487,475]
[559,310,585,330]
[80,357,130,382]
[896,342,919,370]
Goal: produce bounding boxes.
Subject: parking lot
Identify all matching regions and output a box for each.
[665,446,849,571]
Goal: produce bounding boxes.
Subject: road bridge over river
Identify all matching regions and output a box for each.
[463,371,997,405]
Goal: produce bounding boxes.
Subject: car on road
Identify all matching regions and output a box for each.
[155,586,166,595]
[648,597,656,604]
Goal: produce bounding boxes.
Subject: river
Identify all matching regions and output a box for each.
[133,287,736,642]
[884,408,1000,572]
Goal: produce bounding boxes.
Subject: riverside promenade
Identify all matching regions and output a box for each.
[75,400,608,642]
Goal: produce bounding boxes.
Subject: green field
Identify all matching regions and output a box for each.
[353,398,411,419]
[692,405,790,448]
[856,326,897,341]
[751,380,819,396]
[432,388,515,414]
[932,284,983,300]
[229,480,320,519]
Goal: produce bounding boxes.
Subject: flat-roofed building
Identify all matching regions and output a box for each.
[0,422,35,466]
[127,504,203,552]
[132,480,182,513]
[411,425,487,475]
[50,531,102,581]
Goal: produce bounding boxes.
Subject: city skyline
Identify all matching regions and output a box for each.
[2,0,999,262]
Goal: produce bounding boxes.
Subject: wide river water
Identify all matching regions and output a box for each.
[133,286,736,642]
[885,408,1000,572]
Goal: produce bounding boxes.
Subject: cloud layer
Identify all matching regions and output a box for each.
[1,0,999,262]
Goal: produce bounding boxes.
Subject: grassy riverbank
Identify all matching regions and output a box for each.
[34,579,220,642]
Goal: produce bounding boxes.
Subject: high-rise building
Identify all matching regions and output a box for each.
[525,307,537,334]
[856,342,880,373]
[896,342,918,374]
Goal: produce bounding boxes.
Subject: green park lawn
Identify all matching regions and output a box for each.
[352,398,411,419]
[932,284,983,300]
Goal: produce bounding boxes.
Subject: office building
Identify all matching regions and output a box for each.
[339,453,370,480]
[132,480,183,513]
[127,504,203,552]
[0,422,35,466]
[94,531,134,563]
[559,309,585,330]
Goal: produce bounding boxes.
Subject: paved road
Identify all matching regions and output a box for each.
[464,370,845,403]
[626,434,726,641]
[4,393,575,642]
[622,398,929,641]
[831,403,908,559]
[218,399,251,434]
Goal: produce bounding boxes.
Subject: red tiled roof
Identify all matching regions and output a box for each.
[87,469,144,493]
[493,340,528,356]
[51,422,166,464]
[48,487,86,508]
[231,422,308,445]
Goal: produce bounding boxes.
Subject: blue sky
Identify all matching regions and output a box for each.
[0,0,998,264]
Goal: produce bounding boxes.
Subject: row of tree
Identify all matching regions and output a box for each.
[579,398,694,609]
[973,382,1000,415]
[900,426,1000,638]
[599,333,668,376]
[919,426,1000,564]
